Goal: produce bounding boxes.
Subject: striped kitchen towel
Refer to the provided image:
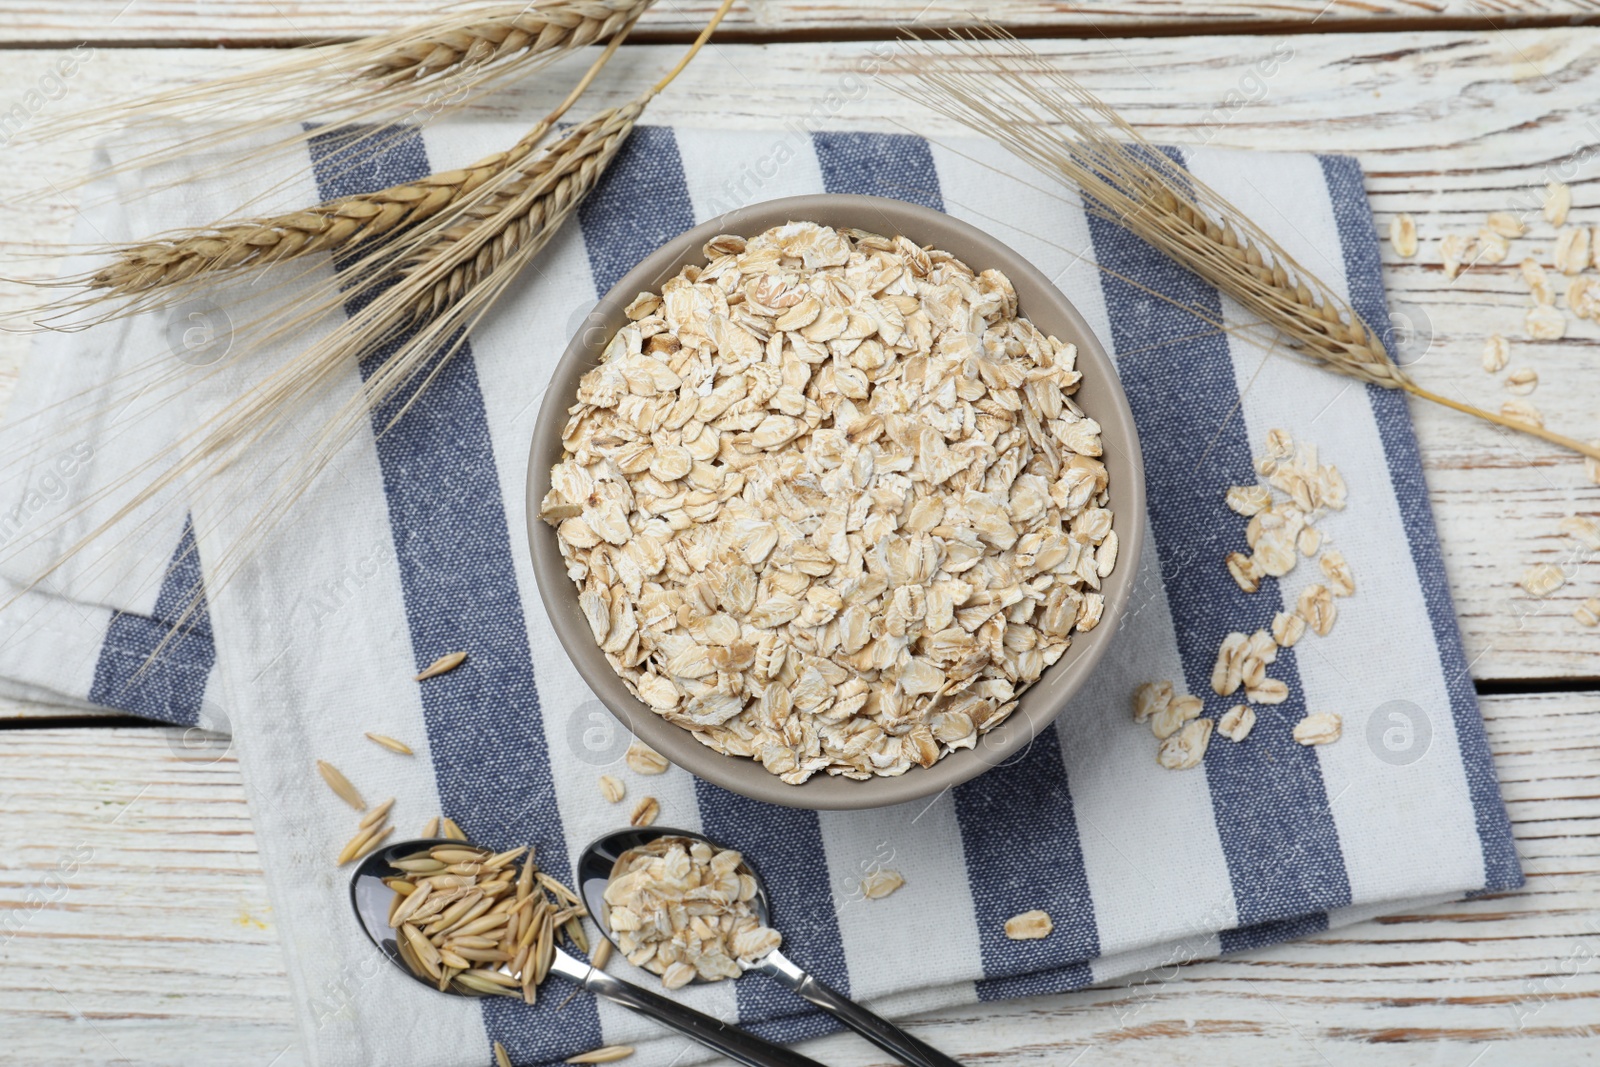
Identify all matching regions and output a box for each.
[0,120,1521,1067]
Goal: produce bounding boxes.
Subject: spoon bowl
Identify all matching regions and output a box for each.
[350,837,483,996]
[577,826,778,966]
[581,828,965,1067]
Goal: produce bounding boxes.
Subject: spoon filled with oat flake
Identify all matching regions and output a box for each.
[350,837,824,1067]
[580,828,966,1067]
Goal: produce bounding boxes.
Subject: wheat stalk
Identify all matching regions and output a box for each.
[897,28,1600,463]
[356,1,642,83]
[87,135,535,298]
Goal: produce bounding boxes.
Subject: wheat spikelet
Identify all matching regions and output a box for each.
[397,98,648,325]
[897,28,1600,462]
[85,139,535,299]
[359,1,645,83]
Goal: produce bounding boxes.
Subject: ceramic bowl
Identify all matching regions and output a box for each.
[528,194,1145,809]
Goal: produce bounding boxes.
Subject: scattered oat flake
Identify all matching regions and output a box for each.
[1574,598,1600,627]
[860,868,906,900]
[1297,583,1337,636]
[1157,718,1214,770]
[1272,611,1307,648]
[629,797,661,827]
[1568,276,1600,320]
[1226,551,1261,593]
[1005,910,1055,940]
[1474,228,1509,264]
[1559,516,1600,552]
[1503,368,1539,396]
[415,651,467,681]
[1520,563,1565,597]
[1131,681,1174,724]
[1246,678,1289,705]
[598,774,626,804]
[1481,334,1509,373]
[1500,398,1545,429]
[1225,485,1272,516]
[1151,694,1203,740]
[1554,226,1591,274]
[625,741,670,776]
[1485,211,1526,238]
[1320,549,1355,597]
[1217,704,1256,743]
[1521,258,1554,306]
[1544,181,1572,226]
[1525,305,1566,341]
[1389,213,1418,257]
[1293,712,1343,746]
[1439,233,1468,280]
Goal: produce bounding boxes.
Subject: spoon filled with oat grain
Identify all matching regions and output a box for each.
[580,828,966,1067]
[350,837,825,1067]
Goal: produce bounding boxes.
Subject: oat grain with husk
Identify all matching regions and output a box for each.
[893,27,1600,464]
[383,841,594,1003]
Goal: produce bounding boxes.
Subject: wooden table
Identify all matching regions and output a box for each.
[3,3,1599,1064]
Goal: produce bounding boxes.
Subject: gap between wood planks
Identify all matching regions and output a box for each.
[4,11,1600,50]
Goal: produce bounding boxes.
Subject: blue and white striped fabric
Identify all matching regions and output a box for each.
[0,122,1521,1067]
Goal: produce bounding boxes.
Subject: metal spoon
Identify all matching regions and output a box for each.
[350,837,826,1067]
[580,827,966,1067]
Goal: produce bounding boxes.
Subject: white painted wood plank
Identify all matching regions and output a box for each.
[0,1,1589,45]
[1,692,1593,1064]
[2,31,1598,686]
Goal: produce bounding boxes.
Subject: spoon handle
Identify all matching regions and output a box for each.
[758,952,966,1067]
[571,962,827,1067]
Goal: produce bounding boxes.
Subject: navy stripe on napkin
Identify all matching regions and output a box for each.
[307,126,604,1066]
[813,132,944,212]
[579,125,697,294]
[88,516,213,726]
[961,729,1100,999]
[1317,154,1521,892]
[1084,148,1352,933]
